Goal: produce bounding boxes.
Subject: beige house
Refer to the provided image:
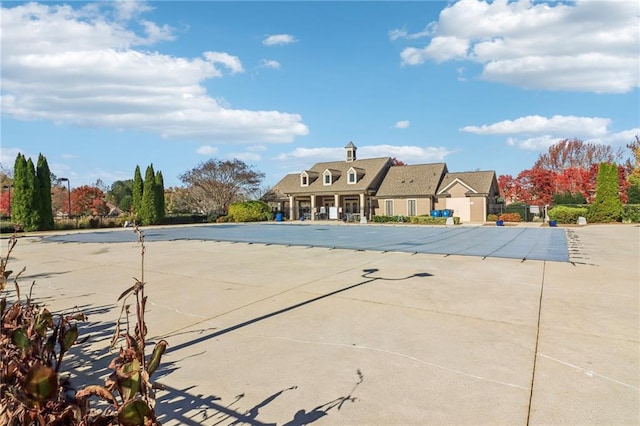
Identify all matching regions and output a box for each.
[263,143,501,222]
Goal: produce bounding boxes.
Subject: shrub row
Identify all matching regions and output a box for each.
[372,215,459,225]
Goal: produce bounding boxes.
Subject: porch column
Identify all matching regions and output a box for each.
[359,193,365,214]
[310,194,316,221]
[334,194,340,217]
[289,196,295,220]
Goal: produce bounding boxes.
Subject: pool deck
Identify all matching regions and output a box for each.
[2,223,638,425]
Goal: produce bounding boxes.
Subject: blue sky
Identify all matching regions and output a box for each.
[1,0,638,189]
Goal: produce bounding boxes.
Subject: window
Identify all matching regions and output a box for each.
[348,171,356,184]
[407,199,417,216]
[301,175,308,186]
[385,200,394,216]
[323,171,332,185]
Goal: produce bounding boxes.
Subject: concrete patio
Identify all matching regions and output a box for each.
[2,223,638,425]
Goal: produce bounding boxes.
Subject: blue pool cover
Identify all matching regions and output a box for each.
[44,223,569,262]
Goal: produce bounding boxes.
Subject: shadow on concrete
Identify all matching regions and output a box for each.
[166,268,433,355]
[155,370,365,425]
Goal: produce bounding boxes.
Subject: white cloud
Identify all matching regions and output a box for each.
[276,147,342,162]
[263,34,297,46]
[196,145,218,155]
[461,115,611,138]
[203,51,244,74]
[398,0,639,93]
[0,2,308,143]
[465,115,638,151]
[259,59,281,69]
[0,147,23,169]
[388,25,433,41]
[359,145,452,163]
[394,120,410,129]
[276,145,452,164]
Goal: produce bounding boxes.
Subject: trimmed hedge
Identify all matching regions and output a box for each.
[373,215,459,225]
[228,200,272,222]
[548,206,588,224]
[622,204,640,223]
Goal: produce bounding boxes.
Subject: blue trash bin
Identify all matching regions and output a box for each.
[275,212,283,222]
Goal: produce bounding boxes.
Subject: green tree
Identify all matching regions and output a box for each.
[36,154,54,230]
[12,154,28,227]
[23,158,41,231]
[140,164,158,225]
[107,179,134,211]
[133,165,143,218]
[587,162,623,223]
[154,170,165,222]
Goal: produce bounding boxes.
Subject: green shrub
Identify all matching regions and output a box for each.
[548,205,588,224]
[373,215,459,225]
[487,214,499,221]
[622,204,640,223]
[228,200,271,222]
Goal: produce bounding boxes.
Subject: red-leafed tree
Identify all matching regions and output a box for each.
[391,157,407,166]
[513,168,556,206]
[70,186,109,216]
[503,139,626,206]
[0,191,10,216]
[497,174,517,201]
[534,138,623,173]
[618,164,630,204]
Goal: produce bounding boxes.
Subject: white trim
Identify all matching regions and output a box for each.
[300,171,309,187]
[323,169,332,186]
[437,178,477,195]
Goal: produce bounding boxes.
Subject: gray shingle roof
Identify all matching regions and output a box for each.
[268,157,392,197]
[375,163,448,197]
[437,171,497,195]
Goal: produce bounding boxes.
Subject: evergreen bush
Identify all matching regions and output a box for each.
[621,204,640,223]
[587,162,623,223]
[548,205,588,224]
[228,200,271,222]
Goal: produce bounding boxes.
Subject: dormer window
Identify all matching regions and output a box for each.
[322,169,341,185]
[323,170,332,185]
[347,166,364,185]
[300,170,318,187]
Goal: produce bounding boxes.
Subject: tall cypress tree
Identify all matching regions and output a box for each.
[23,158,40,231]
[154,170,165,223]
[587,162,623,223]
[36,154,54,230]
[12,154,27,227]
[132,165,143,218]
[140,164,158,225]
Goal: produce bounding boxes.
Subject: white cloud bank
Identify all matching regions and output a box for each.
[276,145,452,164]
[394,0,639,93]
[462,114,640,150]
[0,2,308,143]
